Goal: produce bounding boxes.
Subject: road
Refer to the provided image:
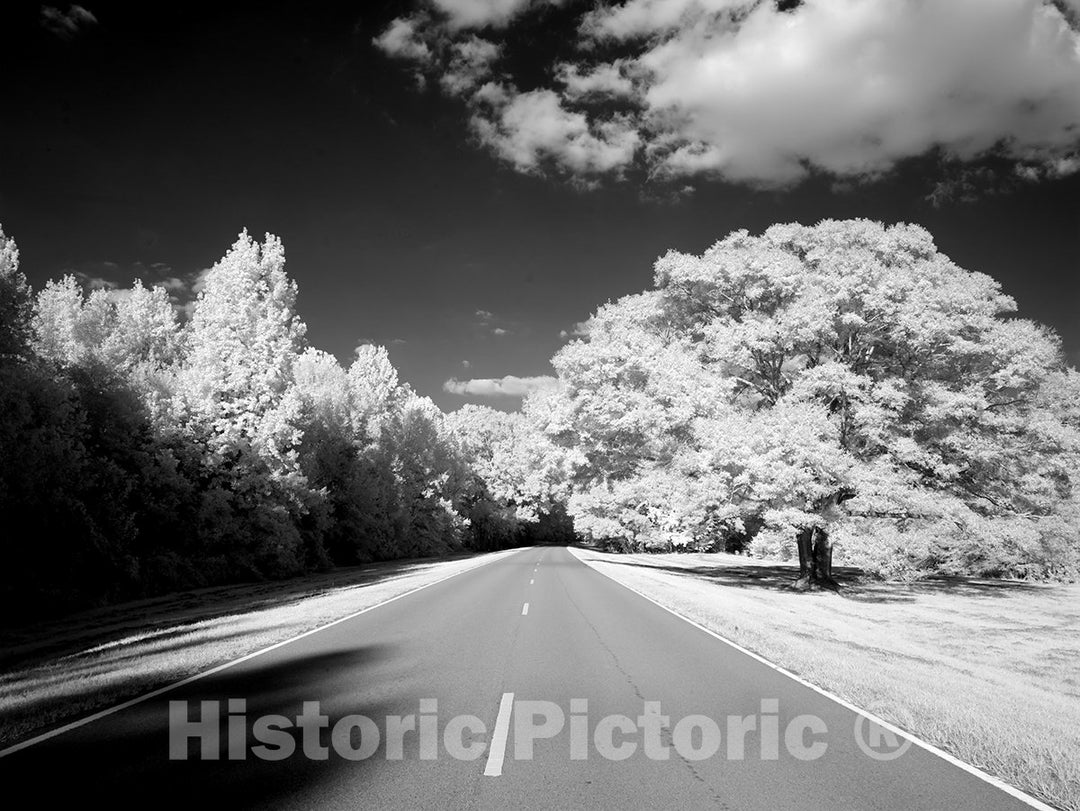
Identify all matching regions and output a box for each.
[0,546,1035,809]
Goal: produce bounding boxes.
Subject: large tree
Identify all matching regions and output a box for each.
[543,219,1080,586]
[179,230,315,575]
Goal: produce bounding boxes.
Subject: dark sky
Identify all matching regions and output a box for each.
[2,1,1078,411]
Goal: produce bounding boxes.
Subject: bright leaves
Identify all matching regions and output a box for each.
[0,226,550,618]
[535,219,1080,579]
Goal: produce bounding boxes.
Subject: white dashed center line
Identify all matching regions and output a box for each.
[483,692,515,777]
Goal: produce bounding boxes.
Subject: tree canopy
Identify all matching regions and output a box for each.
[536,220,1080,583]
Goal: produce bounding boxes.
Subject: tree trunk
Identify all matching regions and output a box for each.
[794,526,840,591]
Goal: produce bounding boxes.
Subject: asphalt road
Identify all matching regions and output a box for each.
[0,546,1036,809]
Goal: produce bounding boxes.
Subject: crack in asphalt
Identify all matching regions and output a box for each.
[558,556,732,809]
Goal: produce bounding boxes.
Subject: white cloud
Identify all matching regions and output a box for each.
[373,17,433,62]
[374,0,1080,189]
[473,308,515,335]
[472,88,640,175]
[473,81,512,107]
[580,0,748,41]
[442,36,502,95]
[632,0,1080,185]
[430,0,544,30]
[556,61,636,100]
[444,374,558,397]
[559,320,589,340]
[40,4,97,40]
[75,271,117,291]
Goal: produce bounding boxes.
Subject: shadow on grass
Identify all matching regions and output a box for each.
[589,551,1050,604]
[0,549,500,673]
[0,625,268,724]
[0,644,418,806]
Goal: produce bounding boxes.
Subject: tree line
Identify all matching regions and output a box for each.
[0,227,567,620]
[2,218,1078,617]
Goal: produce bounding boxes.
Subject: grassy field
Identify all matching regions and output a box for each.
[0,547,519,750]
[572,546,1080,811]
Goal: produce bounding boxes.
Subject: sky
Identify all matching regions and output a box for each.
[1,0,1078,412]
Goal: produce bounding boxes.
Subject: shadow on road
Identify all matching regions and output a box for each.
[0,644,409,807]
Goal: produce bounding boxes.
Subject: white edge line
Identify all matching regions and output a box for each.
[483,691,515,776]
[0,547,523,759]
[568,547,1056,811]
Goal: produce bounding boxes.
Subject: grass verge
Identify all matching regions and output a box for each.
[572,546,1080,811]
[0,547,520,750]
